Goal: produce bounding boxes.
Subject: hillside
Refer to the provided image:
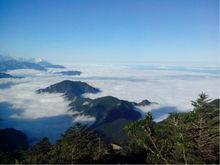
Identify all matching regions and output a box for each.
[85,96,141,127]
[125,93,220,164]
[36,80,144,141]
[83,96,141,141]
[0,94,219,164]
[0,128,28,152]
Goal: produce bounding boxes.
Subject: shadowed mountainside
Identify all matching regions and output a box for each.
[36,80,150,141]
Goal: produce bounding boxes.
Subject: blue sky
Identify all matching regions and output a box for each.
[0,0,219,66]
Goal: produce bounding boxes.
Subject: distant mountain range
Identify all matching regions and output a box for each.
[0,72,14,78]
[54,70,81,76]
[0,72,22,79]
[0,55,65,72]
[37,80,152,142]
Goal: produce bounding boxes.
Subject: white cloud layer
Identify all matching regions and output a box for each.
[70,64,219,112]
[0,77,71,119]
[0,70,96,143]
[0,65,219,142]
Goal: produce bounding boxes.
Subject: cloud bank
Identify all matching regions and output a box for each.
[0,77,71,119]
[72,65,219,112]
[0,70,95,143]
[0,65,219,142]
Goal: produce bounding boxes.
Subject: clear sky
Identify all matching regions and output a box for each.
[0,0,219,66]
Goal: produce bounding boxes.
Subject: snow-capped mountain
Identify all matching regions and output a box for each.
[0,55,64,71]
[31,58,44,63]
[29,57,65,68]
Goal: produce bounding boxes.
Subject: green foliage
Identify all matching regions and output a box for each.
[83,96,141,142]
[94,119,131,143]
[24,137,51,164]
[1,93,219,164]
[125,93,220,164]
[23,123,111,164]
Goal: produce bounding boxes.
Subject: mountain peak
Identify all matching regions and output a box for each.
[37,80,100,98]
[32,58,43,63]
[29,57,65,68]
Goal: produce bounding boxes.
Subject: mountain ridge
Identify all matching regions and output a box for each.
[0,55,64,71]
[37,80,152,141]
[37,80,100,98]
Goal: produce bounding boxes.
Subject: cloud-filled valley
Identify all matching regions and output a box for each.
[75,65,219,111]
[0,64,219,143]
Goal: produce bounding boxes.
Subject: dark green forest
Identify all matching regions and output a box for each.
[0,93,219,164]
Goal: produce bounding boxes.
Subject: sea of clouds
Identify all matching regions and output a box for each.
[0,64,219,143]
[0,69,95,143]
[66,64,219,111]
